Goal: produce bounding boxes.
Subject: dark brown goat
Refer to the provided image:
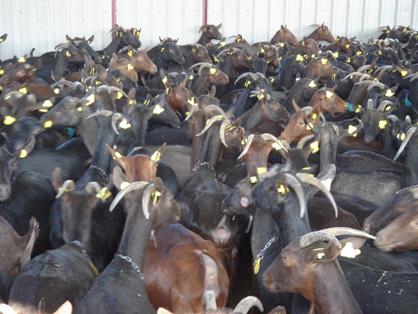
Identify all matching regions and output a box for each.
[306,23,336,43]
[270,25,298,47]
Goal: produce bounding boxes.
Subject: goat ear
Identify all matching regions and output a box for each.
[53,301,73,314]
[216,23,222,30]
[51,167,63,193]
[87,35,95,44]
[306,241,340,264]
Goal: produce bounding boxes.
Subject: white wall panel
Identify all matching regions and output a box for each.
[0,0,416,60]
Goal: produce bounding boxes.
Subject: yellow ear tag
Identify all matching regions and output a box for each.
[17,56,26,63]
[127,64,134,71]
[332,52,339,58]
[53,88,60,94]
[295,54,304,62]
[244,80,251,88]
[96,187,112,201]
[278,42,285,48]
[259,47,265,54]
[118,118,131,129]
[257,167,267,175]
[188,74,194,80]
[0,68,4,76]
[116,91,124,99]
[356,51,362,55]
[135,30,141,38]
[321,58,328,65]
[38,108,48,113]
[192,47,197,53]
[42,100,53,108]
[277,184,289,195]
[385,89,395,97]
[310,113,318,120]
[153,104,165,115]
[398,132,406,141]
[325,91,334,99]
[378,120,388,129]
[19,87,28,94]
[400,70,408,77]
[162,76,168,85]
[3,115,16,126]
[165,87,170,95]
[302,166,311,170]
[249,176,258,184]
[348,125,357,135]
[257,93,265,101]
[128,99,136,105]
[85,94,95,106]
[346,57,351,63]
[355,105,362,113]
[151,150,161,162]
[160,47,165,52]
[120,181,130,190]
[76,106,84,112]
[65,51,72,58]
[19,149,28,159]
[43,120,53,128]
[308,81,317,88]
[272,141,284,151]
[127,50,133,57]
[340,242,361,258]
[152,190,162,205]
[253,258,261,274]
[310,141,320,153]
[188,97,197,106]
[209,68,217,75]
[95,80,102,86]
[344,44,351,49]
[306,122,314,131]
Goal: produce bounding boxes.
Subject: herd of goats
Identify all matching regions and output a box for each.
[0,21,417,314]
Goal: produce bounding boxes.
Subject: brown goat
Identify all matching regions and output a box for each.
[306,24,336,43]
[144,223,229,314]
[263,228,374,314]
[270,25,298,47]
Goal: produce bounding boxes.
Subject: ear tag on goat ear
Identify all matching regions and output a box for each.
[250,176,258,184]
[378,120,388,129]
[53,88,60,95]
[310,113,318,120]
[278,42,285,47]
[385,89,395,97]
[188,97,197,106]
[135,30,141,38]
[348,125,358,135]
[19,87,28,94]
[152,190,162,205]
[116,91,124,99]
[17,56,26,63]
[42,100,53,108]
[76,106,84,112]
[244,80,251,88]
[160,47,165,53]
[0,68,4,76]
[165,87,170,95]
[127,50,133,57]
[112,150,122,160]
[162,76,168,85]
[355,105,362,113]
[153,104,165,115]
[209,67,217,75]
[397,132,406,141]
[259,47,265,54]
[310,141,320,153]
[344,44,351,49]
[151,150,161,162]
[253,258,261,274]
[43,120,53,128]
[96,187,112,201]
[129,99,137,105]
[316,251,325,260]
[18,149,28,159]
[332,52,339,58]
[127,64,134,71]
[269,76,275,82]
[65,51,72,58]
[295,54,304,62]
[85,94,95,106]
[308,81,316,88]
[356,50,362,55]
[256,167,267,175]
[325,90,334,99]
[272,141,284,151]
[118,118,131,129]
[3,115,16,126]
[306,122,314,131]
[189,74,194,80]
[320,58,328,65]
[277,184,289,195]
[340,242,361,258]
[400,70,408,77]
[38,108,49,113]
[346,57,351,63]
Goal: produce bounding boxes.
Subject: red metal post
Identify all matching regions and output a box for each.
[202,0,208,25]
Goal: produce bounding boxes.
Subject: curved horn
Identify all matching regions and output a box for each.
[85,181,102,194]
[366,81,386,92]
[56,180,75,198]
[393,126,417,161]
[234,72,259,85]
[86,109,114,120]
[296,134,316,149]
[109,181,149,212]
[296,173,338,218]
[188,62,213,72]
[320,227,376,240]
[299,231,342,249]
[111,113,124,135]
[219,119,231,148]
[237,134,255,160]
[196,115,225,137]
[280,173,306,218]
[233,296,264,314]
[377,100,394,112]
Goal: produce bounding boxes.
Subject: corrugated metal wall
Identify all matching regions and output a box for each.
[1,0,417,59]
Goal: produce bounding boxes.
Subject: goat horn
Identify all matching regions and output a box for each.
[196,115,225,137]
[296,173,338,218]
[367,81,386,91]
[342,72,363,81]
[111,113,124,135]
[85,181,102,194]
[299,231,342,249]
[357,65,372,73]
[188,62,213,71]
[320,227,376,240]
[108,86,128,98]
[237,134,255,160]
[296,134,316,149]
[56,180,75,198]
[234,72,258,85]
[233,296,264,314]
[281,173,306,218]
[141,183,156,219]
[219,119,230,148]
[109,181,149,212]
[393,126,417,161]
[359,74,372,81]
[377,100,394,112]
[86,109,114,120]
